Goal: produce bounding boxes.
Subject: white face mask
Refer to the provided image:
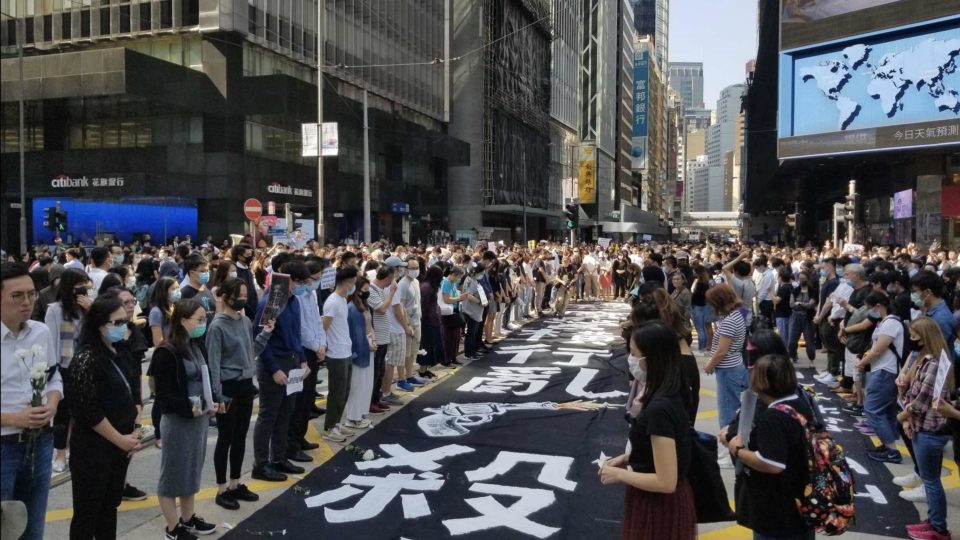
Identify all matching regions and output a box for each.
[627,354,646,382]
[408,270,420,279]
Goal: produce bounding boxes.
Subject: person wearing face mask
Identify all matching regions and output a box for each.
[910,270,958,351]
[600,321,695,540]
[399,258,428,388]
[321,266,361,441]
[65,294,143,540]
[151,299,218,540]
[287,259,328,456]
[230,244,260,318]
[205,278,273,510]
[45,268,94,474]
[787,270,818,366]
[855,292,906,464]
[179,255,216,323]
[251,261,311,483]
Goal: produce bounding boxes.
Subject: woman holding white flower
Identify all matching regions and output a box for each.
[44,268,92,473]
[65,294,142,540]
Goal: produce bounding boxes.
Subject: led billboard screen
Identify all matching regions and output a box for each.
[780,0,960,51]
[893,189,913,219]
[778,19,960,158]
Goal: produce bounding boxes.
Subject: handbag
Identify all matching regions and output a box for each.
[438,291,454,316]
[688,429,736,523]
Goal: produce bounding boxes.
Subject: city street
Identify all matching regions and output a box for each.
[38,301,960,539]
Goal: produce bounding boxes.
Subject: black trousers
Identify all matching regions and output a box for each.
[370,344,389,404]
[253,366,297,466]
[820,319,844,376]
[214,379,255,484]
[288,350,320,453]
[69,436,129,540]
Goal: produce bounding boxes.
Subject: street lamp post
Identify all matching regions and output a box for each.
[16,8,27,256]
[316,1,325,244]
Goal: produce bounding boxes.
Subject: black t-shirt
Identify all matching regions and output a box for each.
[736,395,813,537]
[628,392,691,481]
[691,280,709,306]
[774,283,793,317]
[641,265,665,285]
[533,260,547,283]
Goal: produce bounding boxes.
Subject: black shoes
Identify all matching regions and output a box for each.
[251,464,287,482]
[180,514,216,536]
[228,483,260,501]
[300,439,320,451]
[287,450,313,463]
[271,460,305,474]
[122,483,148,501]
[215,491,239,510]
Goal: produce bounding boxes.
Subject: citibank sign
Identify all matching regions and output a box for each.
[267,181,313,197]
[51,174,125,188]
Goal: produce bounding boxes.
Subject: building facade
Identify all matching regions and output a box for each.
[705,83,745,212]
[0,0,470,249]
[448,0,554,244]
[630,0,668,75]
[668,61,704,110]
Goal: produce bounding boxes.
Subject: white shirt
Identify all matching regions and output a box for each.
[1,320,64,436]
[755,268,776,302]
[871,316,903,374]
[63,259,83,270]
[88,267,108,293]
[321,293,352,359]
[386,288,405,335]
[401,277,422,325]
[828,282,853,321]
[582,255,598,274]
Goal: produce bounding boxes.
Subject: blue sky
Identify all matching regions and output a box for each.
[669,0,759,108]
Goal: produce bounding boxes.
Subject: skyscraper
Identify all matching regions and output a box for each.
[631,0,668,75]
[668,62,704,110]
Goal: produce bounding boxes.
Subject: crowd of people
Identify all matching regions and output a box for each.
[2,236,960,540]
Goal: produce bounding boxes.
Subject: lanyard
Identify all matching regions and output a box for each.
[108,356,133,401]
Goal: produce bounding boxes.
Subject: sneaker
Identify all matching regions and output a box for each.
[396,380,415,392]
[815,372,837,384]
[908,521,934,534]
[368,404,386,415]
[894,471,922,488]
[343,418,372,430]
[122,483,148,501]
[842,403,863,415]
[180,514,216,536]
[383,393,404,405]
[856,425,876,435]
[417,349,428,356]
[337,425,356,437]
[321,429,347,443]
[908,527,951,540]
[214,491,239,510]
[165,524,197,540]
[406,377,428,387]
[52,458,68,474]
[900,485,928,503]
[139,425,155,440]
[419,370,437,380]
[867,447,903,464]
[228,483,260,502]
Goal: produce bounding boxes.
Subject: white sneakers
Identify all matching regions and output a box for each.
[899,485,927,503]
[321,429,346,443]
[894,471,922,488]
[343,418,372,430]
[815,372,838,385]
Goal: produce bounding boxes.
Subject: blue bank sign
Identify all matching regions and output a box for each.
[632,50,649,138]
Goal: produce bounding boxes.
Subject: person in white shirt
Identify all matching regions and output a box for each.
[753,256,776,328]
[399,258,426,388]
[582,252,600,301]
[321,266,359,443]
[86,247,112,296]
[1,262,63,540]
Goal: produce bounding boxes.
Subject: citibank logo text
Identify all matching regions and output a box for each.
[51,175,125,188]
[267,182,313,197]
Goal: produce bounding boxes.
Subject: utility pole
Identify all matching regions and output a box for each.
[521,142,527,246]
[316,0,325,244]
[363,89,371,244]
[17,8,26,256]
[845,179,857,245]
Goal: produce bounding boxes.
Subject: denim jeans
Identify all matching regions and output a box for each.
[914,431,950,532]
[716,363,749,428]
[692,305,712,350]
[775,316,791,349]
[863,369,899,445]
[465,317,481,356]
[0,431,53,540]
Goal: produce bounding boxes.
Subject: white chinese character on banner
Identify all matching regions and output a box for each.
[950,125,959,136]
[894,131,903,140]
[457,366,561,396]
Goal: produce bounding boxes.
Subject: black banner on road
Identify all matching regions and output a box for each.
[226,304,635,540]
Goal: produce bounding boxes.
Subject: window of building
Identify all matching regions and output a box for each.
[139,2,151,29]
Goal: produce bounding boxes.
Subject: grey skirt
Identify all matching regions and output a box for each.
[157,413,207,497]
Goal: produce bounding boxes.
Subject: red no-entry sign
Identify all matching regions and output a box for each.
[243,198,263,221]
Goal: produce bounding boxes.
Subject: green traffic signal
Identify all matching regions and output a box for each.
[566,219,574,229]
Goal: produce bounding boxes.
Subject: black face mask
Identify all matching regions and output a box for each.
[230,298,247,311]
[360,291,370,301]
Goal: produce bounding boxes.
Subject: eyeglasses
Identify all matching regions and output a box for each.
[108,319,130,327]
[121,299,137,307]
[9,290,38,303]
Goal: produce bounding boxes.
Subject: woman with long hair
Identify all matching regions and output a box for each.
[345,276,379,420]
[66,294,142,539]
[690,264,714,353]
[601,321,695,540]
[669,273,693,338]
[45,268,93,473]
[650,289,700,423]
[206,279,272,510]
[704,284,748,469]
[146,276,180,447]
[897,316,953,540]
[151,299,218,539]
[419,265,446,375]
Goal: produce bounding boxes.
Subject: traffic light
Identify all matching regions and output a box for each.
[563,202,579,230]
[55,211,67,233]
[43,207,56,231]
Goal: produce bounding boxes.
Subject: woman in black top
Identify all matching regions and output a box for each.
[690,264,714,352]
[788,271,818,365]
[66,295,142,540]
[726,354,815,540]
[773,268,794,350]
[601,321,695,540]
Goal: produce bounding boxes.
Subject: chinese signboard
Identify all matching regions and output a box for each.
[632,49,650,170]
[578,146,597,204]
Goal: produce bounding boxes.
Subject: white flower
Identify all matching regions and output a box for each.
[15,349,29,361]
[30,344,45,359]
[30,362,47,382]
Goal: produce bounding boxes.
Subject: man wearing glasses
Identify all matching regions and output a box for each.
[0,262,63,540]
